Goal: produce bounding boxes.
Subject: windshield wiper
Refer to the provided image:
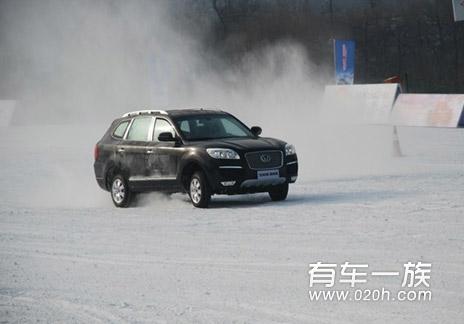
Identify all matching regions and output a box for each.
[188,137,214,141]
[188,135,251,141]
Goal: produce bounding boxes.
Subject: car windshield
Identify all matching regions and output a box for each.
[173,114,254,141]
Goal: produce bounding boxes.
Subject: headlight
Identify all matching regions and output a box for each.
[206,148,240,160]
[285,144,296,156]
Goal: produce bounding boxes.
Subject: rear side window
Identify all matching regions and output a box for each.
[113,121,129,138]
[126,117,152,141]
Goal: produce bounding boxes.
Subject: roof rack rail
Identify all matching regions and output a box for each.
[122,110,168,118]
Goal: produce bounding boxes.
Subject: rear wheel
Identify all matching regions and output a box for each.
[111,174,132,207]
[189,171,211,208]
[268,183,289,201]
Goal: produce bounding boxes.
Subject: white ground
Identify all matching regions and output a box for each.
[0,125,463,323]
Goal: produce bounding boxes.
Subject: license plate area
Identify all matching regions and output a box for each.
[257,169,279,180]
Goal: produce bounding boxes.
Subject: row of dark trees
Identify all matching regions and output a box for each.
[180,0,464,93]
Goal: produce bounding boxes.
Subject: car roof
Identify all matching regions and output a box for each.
[116,109,228,123]
[166,109,227,117]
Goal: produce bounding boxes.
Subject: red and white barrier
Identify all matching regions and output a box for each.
[324,85,464,128]
[391,94,464,128]
[324,84,401,124]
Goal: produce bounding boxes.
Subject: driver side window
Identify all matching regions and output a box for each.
[153,118,175,142]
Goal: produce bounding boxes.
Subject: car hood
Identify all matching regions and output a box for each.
[188,137,286,152]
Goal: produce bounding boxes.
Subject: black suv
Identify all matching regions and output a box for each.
[94,109,298,208]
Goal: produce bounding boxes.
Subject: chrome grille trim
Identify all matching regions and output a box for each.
[244,150,284,170]
[219,166,243,169]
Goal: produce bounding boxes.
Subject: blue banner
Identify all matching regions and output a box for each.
[334,40,355,85]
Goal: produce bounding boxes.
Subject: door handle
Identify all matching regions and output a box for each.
[117,147,125,153]
[146,149,154,154]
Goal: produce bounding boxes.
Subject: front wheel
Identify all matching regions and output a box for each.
[268,183,289,201]
[111,174,133,207]
[189,171,211,208]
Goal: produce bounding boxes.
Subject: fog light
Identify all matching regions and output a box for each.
[291,176,298,182]
[221,181,236,187]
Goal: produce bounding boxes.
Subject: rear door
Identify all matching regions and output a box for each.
[118,116,155,190]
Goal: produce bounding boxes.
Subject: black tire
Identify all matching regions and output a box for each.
[189,171,211,208]
[268,183,289,201]
[110,174,133,208]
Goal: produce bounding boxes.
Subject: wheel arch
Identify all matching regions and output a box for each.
[179,160,209,192]
[104,162,130,191]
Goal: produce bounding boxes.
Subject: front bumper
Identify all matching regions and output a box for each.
[207,155,298,195]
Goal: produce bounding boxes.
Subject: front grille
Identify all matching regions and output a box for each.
[245,150,283,170]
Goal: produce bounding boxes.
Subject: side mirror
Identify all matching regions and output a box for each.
[158,132,176,142]
[250,126,262,136]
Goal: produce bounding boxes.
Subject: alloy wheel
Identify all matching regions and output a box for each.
[112,178,125,204]
[190,178,202,204]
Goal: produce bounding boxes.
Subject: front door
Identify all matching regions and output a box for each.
[145,117,183,190]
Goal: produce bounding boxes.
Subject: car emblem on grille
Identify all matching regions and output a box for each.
[260,154,272,163]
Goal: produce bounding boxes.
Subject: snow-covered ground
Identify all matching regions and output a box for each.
[0,125,463,323]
